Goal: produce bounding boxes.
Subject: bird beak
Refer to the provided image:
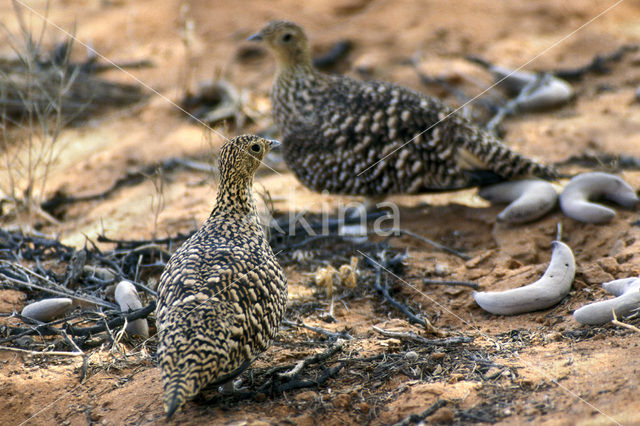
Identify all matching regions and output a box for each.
[267,139,281,148]
[247,32,263,42]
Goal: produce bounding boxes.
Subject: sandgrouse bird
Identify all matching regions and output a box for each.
[155,135,287,418]
[249,21,557,197]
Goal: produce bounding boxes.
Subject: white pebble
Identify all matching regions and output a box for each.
[473,241,575,315]
[115,281,149,338]
[405,351,419,361]
[21,298,73,322]
[479,180,558,223]
[481,64,573,110]
[573,278,640,325]
[559,172,638,223]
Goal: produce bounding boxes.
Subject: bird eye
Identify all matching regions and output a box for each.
[281,33,292,43]
[250,143,262,153]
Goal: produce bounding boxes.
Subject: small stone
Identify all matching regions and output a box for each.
[114,281,149,338]
[434,263,450,276]
[431,352,446,360]
[405,351,419,361]
[21,298,73,322]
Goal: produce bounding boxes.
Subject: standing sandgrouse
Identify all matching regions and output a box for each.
[155,135,287,418]
[249,21,557,196]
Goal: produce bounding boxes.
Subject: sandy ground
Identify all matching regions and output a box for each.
[1,0,640,424]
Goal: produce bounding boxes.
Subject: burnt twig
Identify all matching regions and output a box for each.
[97,232,193,249]
[201,341,346,404]
[313,40,353,70]
[42,156,214,214]
[392,400,448,426]
[368,251,432,329]
[270,210,387,238]
[422,279,478,289]
[282,319,353,341]
[278,340,346,379]
[0,345,85,357]
[0,264,117,309]
[485,73,547,133]
[553,152,640,171]
[411,57,497,113]
[65,302,155,337]
[372,326,472,346]
[552,44,639,80]
[389,229,470,260]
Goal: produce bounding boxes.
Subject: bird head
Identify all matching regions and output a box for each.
[218,135,278,182]
[248,20,311,68]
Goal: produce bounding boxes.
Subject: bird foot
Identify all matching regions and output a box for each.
[218,378,245,395]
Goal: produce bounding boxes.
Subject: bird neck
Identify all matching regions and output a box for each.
[274,42,313,72]
[211,174,259,224]
[276,61,316,81]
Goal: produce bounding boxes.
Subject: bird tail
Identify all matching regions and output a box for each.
[457,128,559,183]
[164,378,190,419]
[156,302,234,418]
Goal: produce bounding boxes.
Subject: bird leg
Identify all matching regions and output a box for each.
[343,196,387,220]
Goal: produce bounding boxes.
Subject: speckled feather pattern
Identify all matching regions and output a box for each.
[155,135,287,417]
[256,21,557,196]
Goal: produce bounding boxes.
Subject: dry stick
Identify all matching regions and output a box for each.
[282,319,353,340]
[272,211,387,237]
[372,326,472,346]
[485,73,548,134]
[0,310,91,344]
[392,400,448,426]
[0,270,117,309]
[410,56,497,111]
[553,152,640,171]
[97,232,192,248]
[41,156,202,213]
[278,340,346,379]
[60,330,84,355]
[611,309,640,333]
[206,342,346,402]
[66,302,155,338]
[422,279,478,289]
[372,256,431,329]
[276,363,344,394]
[129,243,172,257]
[2,304,154,348]
[552,43,638,80]
[0,345,84,357]
[389,229,470,260]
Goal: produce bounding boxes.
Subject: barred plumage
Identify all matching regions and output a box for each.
[249,21,557,196]
[155,135,287,418]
